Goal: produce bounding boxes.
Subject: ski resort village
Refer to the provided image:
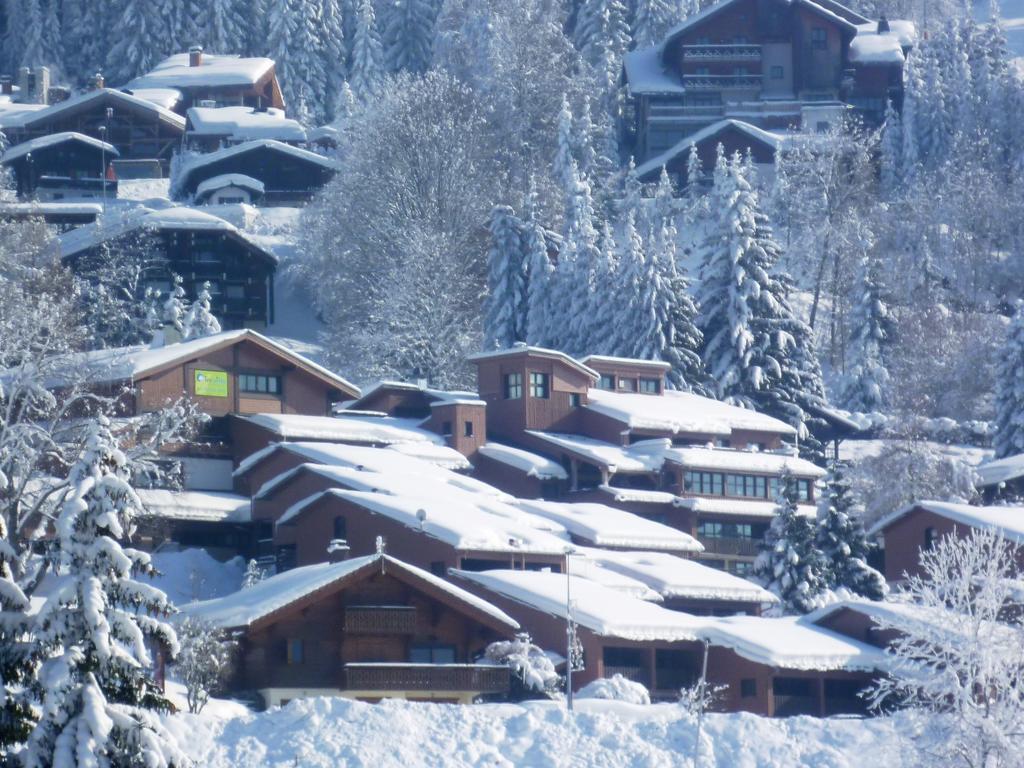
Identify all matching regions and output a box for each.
[2,0,1024,765]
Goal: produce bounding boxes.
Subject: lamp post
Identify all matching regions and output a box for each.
[24,151,33,199]
[100,106,113,208]
[564,545,576,713]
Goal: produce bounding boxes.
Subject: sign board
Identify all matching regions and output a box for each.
[194,369,229,398]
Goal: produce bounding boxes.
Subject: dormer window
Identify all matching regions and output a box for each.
[639,378,661,394]
[598,374,615,390]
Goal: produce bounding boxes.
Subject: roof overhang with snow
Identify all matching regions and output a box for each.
[1,131,120,164]
[868,500,1024,545]
[467,345,599,382]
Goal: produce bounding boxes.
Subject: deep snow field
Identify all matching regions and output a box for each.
[159,696,912,768]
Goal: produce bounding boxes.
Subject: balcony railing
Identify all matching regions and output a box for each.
[343,606,417,634]
[343,663,510,693]
[681,44,762,61]
[773,693,819,717]
[683,75,762,90]
[698,536,760,557]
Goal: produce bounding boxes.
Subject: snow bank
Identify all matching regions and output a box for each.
[577,675,651,705]
[149,548,246,605]
[162,697,915,768]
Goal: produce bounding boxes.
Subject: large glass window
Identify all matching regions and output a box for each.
[598,374,615,390]
[639,378,660,394]
[239,374,280,394]
[684,471,724,495]
[503,373,522,400]
[529,372,550,399]
[410,644,456,664]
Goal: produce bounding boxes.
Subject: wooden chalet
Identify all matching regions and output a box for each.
[59,206,278,329]
[0,88,185,174]
[0,201,102,231]
[622,0,914,164]
[124,47,284,115]
[0,132,118,200]
[184,552,520,707]
[174,140,340,205]
[185,106,306,152]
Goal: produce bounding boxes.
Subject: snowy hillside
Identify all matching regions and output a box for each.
[162,697,914,768]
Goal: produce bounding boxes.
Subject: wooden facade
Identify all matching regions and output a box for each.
[1,135,116,200]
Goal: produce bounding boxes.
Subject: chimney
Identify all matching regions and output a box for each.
[189,45,203,67]
[878,14,890,34]
[16,67,29,101]
[0,76,10,96]
[327,539,350,563]
[34,67,50,104]
[92,72,105,90]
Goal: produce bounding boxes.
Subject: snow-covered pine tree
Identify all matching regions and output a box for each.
[573,0,630,67]
[60,0,109,86]
[271,0,330,124]
[16,0,48,69]
[613,207,649,357]
[241,558,264,589]
[106,0,171,84]
[38,0,63,73]
[320,0,348,121]
[383,0,438,73]
[815,461,886,600]
[181,281,223,341]
[557,160,602,356]
[587,221,619,355]
[162,274,188,336]
[349,0,386,102]
[483,205,529,350]
[553,95,576,188]
[523,213,555,348]
[26,417,185,767]
[840,248,891,413]
[207,0,248,56]
[753,473,827,614]
[632,0,677,49]
[994,301,1024,459]
[879,100,903,195]
[0,511,33,750]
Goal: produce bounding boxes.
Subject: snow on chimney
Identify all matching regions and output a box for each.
[189,45,203,67]
[0,76,10,96]
[878,14,890,34]
[92,72,104,90]
[327,539,350,563]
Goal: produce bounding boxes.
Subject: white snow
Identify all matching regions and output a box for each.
[525,431,668,473]
[187,107,307,143]
[622,45,685,95]
[585,388,796,437]
[597,485,678,504]
[237,412,445,446]
[195,173,265,199]
[128,87,184,110]
[477,442,568,480]
[585,549,779,604]
[515,499,702,552]
[633,120,787,179]
[126,52,275,90]
[466,345,598,379]
[0,88,185,130]
[868,500,1024,544]
[384,441,471,470]
[578,675,651,705]
[849,30,906,64]
[148,548,246,605]
[974,452,1024,487]
[579,355,670,371]
[663,446,827,477]
[838,438,992,467]
[177,139,341,186]
[0,131,119,163]
[453,568,710,642]
[136,489,251,523]
[675,495,818,519]
[184,554,518,630]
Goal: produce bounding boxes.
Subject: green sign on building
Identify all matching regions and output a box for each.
[194,369,229,397]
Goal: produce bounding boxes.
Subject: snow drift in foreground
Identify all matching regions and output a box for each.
[162,697,913,768]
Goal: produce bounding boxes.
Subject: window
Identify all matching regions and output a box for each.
[569,393,582,408]
[410,644,456,664]
[684,471,725,496]
[225,283,246,299]
[639,378,660,394]
[503,372,522,400]
[698,521,754,540]
[741,679,757,698]
[770,65,784,79]
[695,66,711,76]
[726,474,768,498]
[924,527,937,550]
[441,420,452,436]
[463,420,474,438]
[733,561,754,577]
[811,27,828,49]
[529,372,549,399]
[286,638,304,665]
[239,374,281,395]
[598,374,615,390]
[618,378,638,393]
[218,195,245,204]
[333,516,347,540]
[797,479,811,502]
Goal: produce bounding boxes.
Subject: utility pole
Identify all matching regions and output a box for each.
[565,546,576,712]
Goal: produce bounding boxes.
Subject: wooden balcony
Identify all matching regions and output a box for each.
[343,664,510,693]
[343,606,417,634]
[683,75,761,90]
[681,44,762,61]
[698,536,760,557]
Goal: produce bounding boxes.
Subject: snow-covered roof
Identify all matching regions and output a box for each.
[868,500,1024,544]
[634,120,786,179]
[322,489,570,555]
[135,489,250,523]
[975,453,1024,488]
[580,355,671,371]
[0,202,104,216]
[516,499,702,552]
[184,553,519,630]
[477,443,568,481]
[597,485,678,505]
[526,432,668,473]
[237,413,445,447]
[384,441,471,471]
[1,131,119,163]
[187,106,307,143]
[856,19,916,47]
[195,173,265,200]
[58,204,279,263]
[709,615,888,671]
[126,52,275,90]
[675,496,818,519]
[177,139,341,189]
[466,345,599,381]
[127,87,183,110]
[307,125,339,143]
[0,101,49,128]
[351,379,484,407]
[0,89,185,130]
[663,446,826,478]
[585,549,777,603]
[849,28,906,64]
[453,568,710,642]
[585,388,796,437]
[39,329,358,395]
[622,45,685,95]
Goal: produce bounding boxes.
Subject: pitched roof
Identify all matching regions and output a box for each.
[176,139,341,193]
[975,453,1024,488]
[663,445,827,478]
[126,52,276,90]
[195,173,265,200]
[525,431,668,473]
[183,553,519,631]
[868,500,1024,545]
[466,345,599,381]
[135,489,251,523]
[477,442,569,481]
[1,132,119,163]
[580,355,672,372]
[186,106,306,143]
[634,120,786,179]
[2,88,186,130]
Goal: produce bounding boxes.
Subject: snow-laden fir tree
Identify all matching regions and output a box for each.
[269,0,330,124]
[241,558,264,589]
[586,221,620,355]
[383,0,438,73]
[484,633,560,700]
[553,160,601,356]
[175,617,235,714]
[878,100,903,195]
[0,510,33,749]
[994,301,1024,459]
[207,0,248,56]
[320,0,349,121]
[815,461,886,600]
[181,281,222,341]
[523,214,555,348]
[349,0,386,102]
[553,95,576,188]
[612,208,650,357]
[573,0,630,67]
[753,473,827,614]
[161,274,188,336]
[26,417,185,768]
[632,0,678,49]
[15,0,47,69]
[840,248,891,413]
[483,205,529,350]
[105,0,170,84]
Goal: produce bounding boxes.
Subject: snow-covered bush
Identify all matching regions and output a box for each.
[175,616,236,714]
[181,281,222,341]
[678,680,727,718]
[241,558,264,590]
[577,674,651,705]
[483,633,560,700]
[868,529,1024,768]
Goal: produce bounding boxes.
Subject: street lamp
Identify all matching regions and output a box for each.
[564,545,577,712]
[100,106,113,208]
[24,151,32,199]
